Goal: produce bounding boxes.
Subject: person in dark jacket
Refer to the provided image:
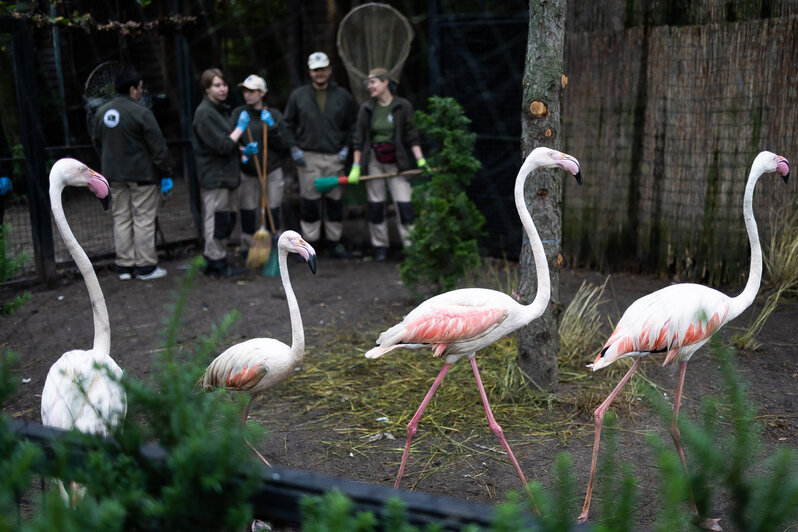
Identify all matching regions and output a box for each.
[349,68,431,262]
[231,74,290,257]
[93,67,172,280]
[283,52,357,259]
[192,67,250,277]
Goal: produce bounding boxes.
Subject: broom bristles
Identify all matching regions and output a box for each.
[245,227,272,269]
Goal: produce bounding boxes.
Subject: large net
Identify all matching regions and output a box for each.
[83,61,128,141]
[336,3,414,104]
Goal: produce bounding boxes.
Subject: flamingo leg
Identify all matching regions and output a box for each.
[240,396,271,467]
[577,358,642,524]
[469,356,540,515]
[395,363,452,489]
[670,361,722,531]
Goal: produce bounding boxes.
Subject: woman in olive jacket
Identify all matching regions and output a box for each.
[192,68,249,277]
[349,68,431,262]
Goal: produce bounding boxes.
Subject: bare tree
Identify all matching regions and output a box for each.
[517,0,568,389]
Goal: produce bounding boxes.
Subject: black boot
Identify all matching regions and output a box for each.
[213,258,244,278]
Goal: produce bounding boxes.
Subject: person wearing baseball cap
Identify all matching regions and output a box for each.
[231,74,292,258]
[283,51,357,259]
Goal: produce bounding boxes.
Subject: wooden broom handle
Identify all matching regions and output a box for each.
[246,123,276,233]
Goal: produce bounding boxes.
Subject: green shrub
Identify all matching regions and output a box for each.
[0,224,31,314]
[400,96,485,295]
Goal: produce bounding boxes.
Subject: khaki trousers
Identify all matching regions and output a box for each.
[297,151,343,242]
[111,181,160,268]
[202,187,236,260]
[365,159,413,248]
[238,168,284,250]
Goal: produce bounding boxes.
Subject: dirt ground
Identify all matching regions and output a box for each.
[1,248,797,531]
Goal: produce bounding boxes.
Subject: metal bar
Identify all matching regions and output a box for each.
[9,418,545,531]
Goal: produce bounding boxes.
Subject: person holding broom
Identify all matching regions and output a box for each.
[349,68,431,262]
[231,74,290,265]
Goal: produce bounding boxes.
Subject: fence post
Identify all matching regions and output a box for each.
[11,21,56,285]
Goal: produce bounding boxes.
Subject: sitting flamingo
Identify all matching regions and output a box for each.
[365,147,583,508]
[577,151,790,530]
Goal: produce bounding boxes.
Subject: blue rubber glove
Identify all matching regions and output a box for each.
[0,177,11,196]
[260,109,275,126]
[160,177,173,196]
[236,110,250,131]
[243,142,259,156]
[337,146,349,163]
[291,147,307,167]
[417,157,432,174]
[347,163,361,184]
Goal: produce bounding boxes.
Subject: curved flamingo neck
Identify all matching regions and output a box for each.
[49,179,111,356]
[729,164,764,319]
[278,249,305,363]
[515,157,551,322]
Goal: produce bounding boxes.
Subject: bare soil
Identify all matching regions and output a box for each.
[1,250,797,531]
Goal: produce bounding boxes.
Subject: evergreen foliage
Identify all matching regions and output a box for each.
[0,224,30,314]
[400,96,485,294]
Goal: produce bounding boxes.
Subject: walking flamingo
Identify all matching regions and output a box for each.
[365,147,583,506]
[576,151,790,530]
[41,158,127,504]
[201,230,317,465]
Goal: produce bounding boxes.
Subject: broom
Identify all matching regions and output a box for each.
[244,122,276,270]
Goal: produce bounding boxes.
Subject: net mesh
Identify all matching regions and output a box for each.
[336,3,414,104]
[83,60,128,141]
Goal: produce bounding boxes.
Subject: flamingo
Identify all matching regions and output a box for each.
[576,151,790,530]
[364,147,583,507]
[201,230,317,465]
[41,158,127,505]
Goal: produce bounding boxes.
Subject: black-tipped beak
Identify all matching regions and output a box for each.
[784,172,790,184]
[100,193,111,211]
[307,254,317,274]
[573,170,583,186]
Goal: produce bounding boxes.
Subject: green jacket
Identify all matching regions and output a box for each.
[92,95,171,184]
[192,96,240,189]
[231,104,290,177]
[353,97,421,172]
[283,82,356,154]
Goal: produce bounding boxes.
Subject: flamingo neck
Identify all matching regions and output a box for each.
[49,181,110,356]
[729,165,763,319]
[515,157,551,322]
[278,249,305,363]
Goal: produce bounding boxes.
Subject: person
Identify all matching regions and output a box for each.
[349,68,431,262]
[93,67,172,280]
[231,74,291,257]
[284,51,357,259]
[192,68,251,278]
[0,122,12,226]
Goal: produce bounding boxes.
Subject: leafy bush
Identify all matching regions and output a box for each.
[400,96,485,294]
[0,224,31,314]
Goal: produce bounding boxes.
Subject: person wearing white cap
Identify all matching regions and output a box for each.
[231,74,291,258]
[283,51,357,259]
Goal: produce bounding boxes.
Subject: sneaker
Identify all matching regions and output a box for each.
[136,266,167,280]
[115,264,134,280]
[374,247,388,262]
[118,272,132,280]
[329,241,351,259]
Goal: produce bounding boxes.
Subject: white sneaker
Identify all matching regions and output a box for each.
[136,266,167,280]
[118,272,132,280]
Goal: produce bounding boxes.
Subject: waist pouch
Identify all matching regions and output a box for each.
[372,142,396,164]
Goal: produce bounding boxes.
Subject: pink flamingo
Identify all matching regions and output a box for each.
[201,230,317,466]
[365,147,583,506]
[576,151,790,530]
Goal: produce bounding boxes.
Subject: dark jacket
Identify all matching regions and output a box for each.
[192,96,240,189]
[231,104,290,177]
[93,95,172,184]
[283,82,356,154]
[353,96,421,172]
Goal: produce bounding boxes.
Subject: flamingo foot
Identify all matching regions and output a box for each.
[576,512,589,525]
[250,519,272,531]
[693,516,722,531]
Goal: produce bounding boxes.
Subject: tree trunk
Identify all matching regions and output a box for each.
[517,0,568,390]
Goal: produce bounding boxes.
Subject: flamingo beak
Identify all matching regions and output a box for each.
[777,156,790,184]
[86,169,112,211]
[294,238,318,274]
[559,154,583,185]
[307,253,318,275]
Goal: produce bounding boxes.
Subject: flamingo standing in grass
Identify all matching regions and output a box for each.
[201,230,317,465]
[365,147,583,507]
[577,151,790,531]
[41,158,127,505]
